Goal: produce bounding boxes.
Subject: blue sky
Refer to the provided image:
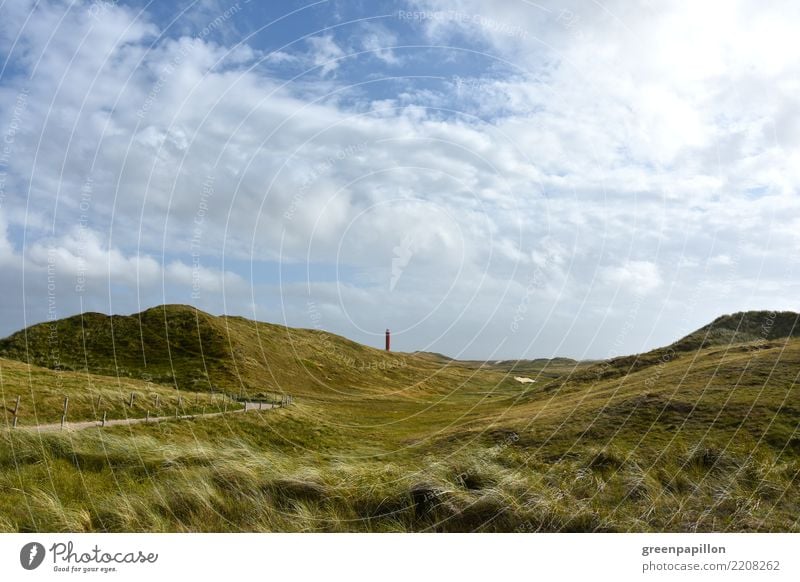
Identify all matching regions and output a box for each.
[1,0,799,359]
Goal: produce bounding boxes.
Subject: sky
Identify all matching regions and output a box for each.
[0,0,798,360]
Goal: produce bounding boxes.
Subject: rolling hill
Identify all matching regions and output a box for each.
[0,355,240,426]
[0,304,515,400]
[550,310,800,386]
[0,306,798,532]
[671,310,800,351]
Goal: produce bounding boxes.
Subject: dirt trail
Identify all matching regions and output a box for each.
[10,402,277,433]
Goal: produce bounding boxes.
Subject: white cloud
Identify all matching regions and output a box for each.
[0,211,18,267]
[359,23,402,66]
[709,254,734,267]
[601,260,663,294]
[306,35,345,77]
[0,0,799,358]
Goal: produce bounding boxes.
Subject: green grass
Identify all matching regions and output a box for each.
[0,304,516,399]
[0,306,798,532]
[0,357,244,426]
[0,407,795,532]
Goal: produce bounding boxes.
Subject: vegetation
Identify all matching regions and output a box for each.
[0,306,798,532]
[0,356,242,426]
[0,304,515,399]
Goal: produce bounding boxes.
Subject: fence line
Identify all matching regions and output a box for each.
[4,391,293,431]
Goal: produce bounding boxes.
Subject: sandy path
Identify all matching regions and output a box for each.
[10,402,278,433]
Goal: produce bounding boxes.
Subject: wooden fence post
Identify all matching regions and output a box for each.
[129,393,135,407]
[61,396,69,429]
[13,395,20,428]
[155,394,160,408]
[146,410,150,423]
[102,411,107,427]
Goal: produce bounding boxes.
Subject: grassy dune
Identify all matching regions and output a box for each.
[0,357,242,426]
[0,304,516,399]
[0,307,798,532]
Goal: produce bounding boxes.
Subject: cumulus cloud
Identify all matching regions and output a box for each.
[0,0,798,358]
[359,23,402,66]
[601,261,662,294]
[306,35,345,76]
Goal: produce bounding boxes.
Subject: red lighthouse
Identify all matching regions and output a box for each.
[385,329,391,351]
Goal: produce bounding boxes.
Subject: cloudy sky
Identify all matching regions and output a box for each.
[1,0,798,360]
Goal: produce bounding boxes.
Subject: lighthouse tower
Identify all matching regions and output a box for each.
[385,329,391,351]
